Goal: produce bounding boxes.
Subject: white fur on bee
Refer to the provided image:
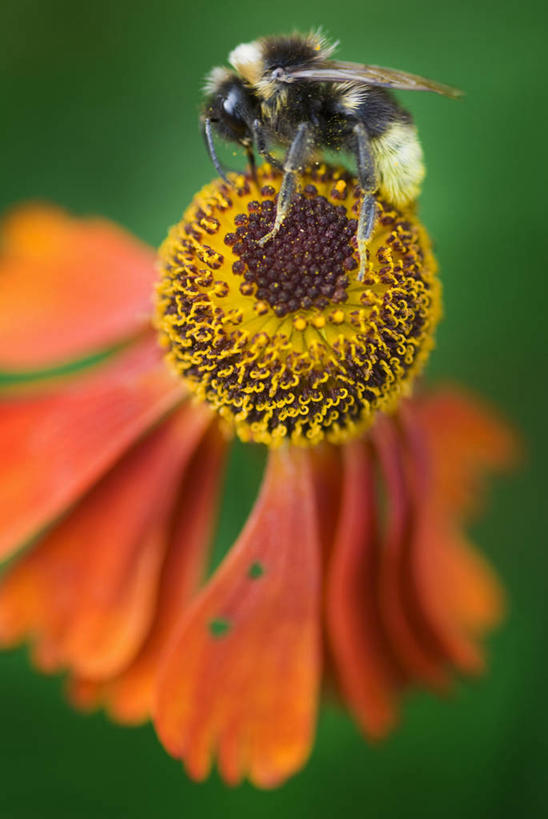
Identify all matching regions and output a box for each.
[338,82,369,112]
[371,122,425,207]
[203,66,233,95]
[229,41,263,85]
[302,28,338,59]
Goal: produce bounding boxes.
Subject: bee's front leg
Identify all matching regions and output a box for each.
[202,117,233,184]
[353,122,379,282]
[258,122,311,247]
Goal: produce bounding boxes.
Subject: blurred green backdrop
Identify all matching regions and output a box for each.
[1,0,546,816]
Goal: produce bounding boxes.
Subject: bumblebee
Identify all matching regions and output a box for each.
[202,31,461,280]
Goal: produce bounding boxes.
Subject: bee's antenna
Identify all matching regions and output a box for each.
[202,118,232,185]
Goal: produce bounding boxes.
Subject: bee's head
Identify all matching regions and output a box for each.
[229,31,336,100]
[202,68,257,144]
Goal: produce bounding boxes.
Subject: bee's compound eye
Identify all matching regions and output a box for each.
[222,93,237,117]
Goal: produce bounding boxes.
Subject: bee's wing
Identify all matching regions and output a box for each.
[283,60,463,98]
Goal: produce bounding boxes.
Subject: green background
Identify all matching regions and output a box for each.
[1,0,546,816]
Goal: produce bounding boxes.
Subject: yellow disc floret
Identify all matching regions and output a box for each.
[155,163,441,447]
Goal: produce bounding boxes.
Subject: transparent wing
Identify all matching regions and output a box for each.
[282,60,463,98]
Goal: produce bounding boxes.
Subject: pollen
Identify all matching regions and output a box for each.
[155,164,441,447]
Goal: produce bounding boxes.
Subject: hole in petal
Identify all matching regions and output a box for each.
[247,561,265,579]
[208,617,232,639]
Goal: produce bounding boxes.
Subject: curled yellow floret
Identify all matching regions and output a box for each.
[155,163,441,447]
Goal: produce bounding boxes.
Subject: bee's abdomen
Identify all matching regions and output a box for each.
[371,121,425,207]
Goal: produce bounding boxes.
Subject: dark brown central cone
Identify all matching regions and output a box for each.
[225,190,359,317]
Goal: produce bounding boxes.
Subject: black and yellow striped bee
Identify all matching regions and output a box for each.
[202,31,461,280]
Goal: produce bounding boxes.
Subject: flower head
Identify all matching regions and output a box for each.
[156,164,441,446]
[0,170,516,788]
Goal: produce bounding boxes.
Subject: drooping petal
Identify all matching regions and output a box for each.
[427,526,505,639]
[0,404,213,681]
[398,404,504,673]
[372,401,510,692]
[326,439,402,738]
[46,405,213,678]
[0,334,184,562]
[154,447,322,789]
[53,525,166,678]
[418,389,514,635]
[401,502,487,675]
[68,423,227,722]
[0,205,156,371]
[309,444,343,566]
[416,388,518,517]
[372,418,450,688]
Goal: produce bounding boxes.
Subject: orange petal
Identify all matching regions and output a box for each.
[50,405,213,679]
[0,334,184,562]
[65,678,100,712]
[430,527,505,637]
[307,444,343,694]
[0,205,156,371]
[373,418,450,688]
[309,444,343,567]
[416,388,518,517]
[326,439,401,738]
[398,406,494,675]
[76,423,228,723]
[405,507,486,674]
[0,404,212,680]
[31,525,168,677]
[154,447,322,788]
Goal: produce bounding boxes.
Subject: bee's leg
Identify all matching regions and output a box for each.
[353,122,379,282]
[202,117,233,185]
[252,119,284,170]
[244,143,259,186]
[258,122,311,246]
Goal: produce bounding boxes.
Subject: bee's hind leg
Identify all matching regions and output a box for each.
[353,122,379,282]
[258,122,311,247]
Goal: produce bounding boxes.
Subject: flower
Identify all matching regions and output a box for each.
[0,165,516,788]
[156,164,440,446]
